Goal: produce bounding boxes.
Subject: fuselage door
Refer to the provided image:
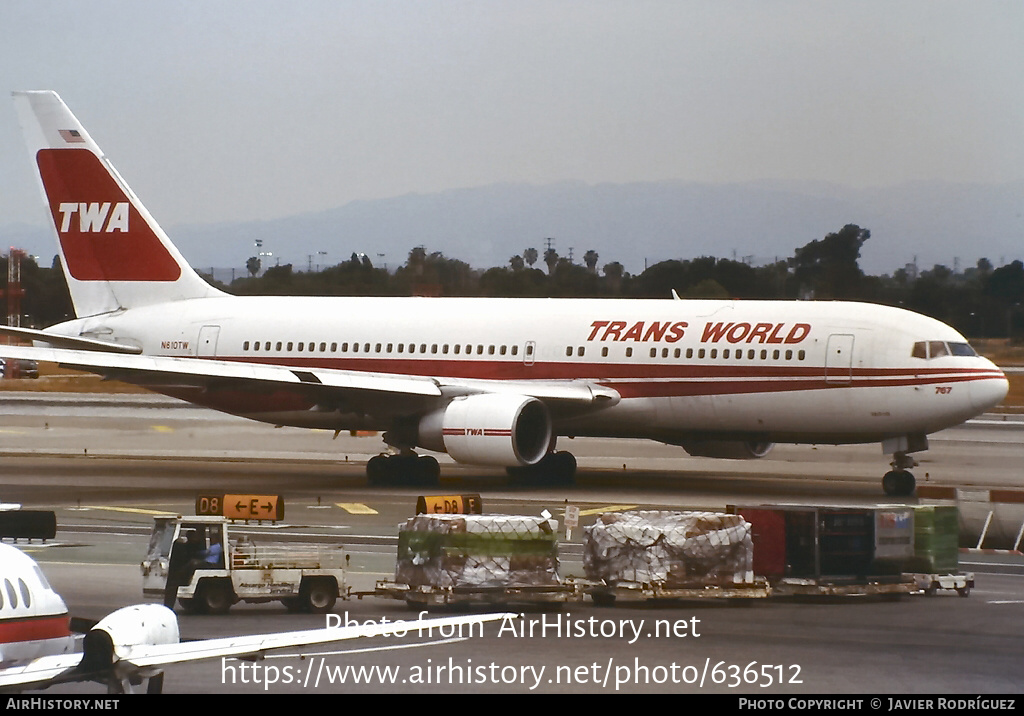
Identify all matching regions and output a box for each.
[197,325,220,358]
[524,341,536,367]
[825,333,854,385]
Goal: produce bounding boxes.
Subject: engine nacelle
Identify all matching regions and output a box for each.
[680,440,774,459]
[418,394,551,467]
[82,604,180,669]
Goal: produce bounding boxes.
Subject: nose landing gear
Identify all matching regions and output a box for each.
[882,451,917,497]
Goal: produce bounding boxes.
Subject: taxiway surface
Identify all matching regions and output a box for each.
[2,393,1022,693]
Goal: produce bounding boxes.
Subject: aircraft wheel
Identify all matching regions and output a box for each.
[146,672,165,695]
[198,579,234,615]
[883,470,915,497]
[552,450,577,485]
[416,456,441,487]
[899,470,916,496]
[301,578,338,613]
[548,451,577,485]
[367,455,389,485]
[882,470,901,496]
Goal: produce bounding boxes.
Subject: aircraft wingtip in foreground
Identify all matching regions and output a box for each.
[0,541,510,693]
[4,90,1010,496]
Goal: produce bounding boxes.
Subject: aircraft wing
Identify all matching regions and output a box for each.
[121,612,508,667]
[0,654,84,690]
[0,344,618,409]
[0,611,513,691]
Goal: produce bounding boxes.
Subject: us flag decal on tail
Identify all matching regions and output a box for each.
[57,128,85,144]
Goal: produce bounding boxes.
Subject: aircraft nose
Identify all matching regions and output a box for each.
[970,364,1009,413]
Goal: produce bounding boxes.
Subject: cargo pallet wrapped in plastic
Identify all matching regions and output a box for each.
[583,511,764,602]
[395,513,561,589]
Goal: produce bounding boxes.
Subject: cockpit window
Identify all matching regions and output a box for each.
[949,342,977,357]
[912,340,978,359]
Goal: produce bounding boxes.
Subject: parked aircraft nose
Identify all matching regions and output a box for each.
[969,364,1009,413]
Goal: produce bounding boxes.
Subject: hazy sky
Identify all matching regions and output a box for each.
[2,2,1022,241]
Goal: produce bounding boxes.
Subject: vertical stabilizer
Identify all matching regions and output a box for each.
[12,91,224,317]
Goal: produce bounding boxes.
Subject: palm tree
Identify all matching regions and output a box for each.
[603,261,624,293]
[584,250,599,274]
[543,248,559,275]
[523,247,538,268]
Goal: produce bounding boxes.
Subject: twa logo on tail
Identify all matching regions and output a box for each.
[57,202,129,233]
[36,148,181,282]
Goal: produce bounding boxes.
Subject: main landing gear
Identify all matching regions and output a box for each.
[506,451,577,485]
[882,451,917,497]
[366,451,440,487]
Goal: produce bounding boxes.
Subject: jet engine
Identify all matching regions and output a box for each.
[680,440,774,459]
[418,394,552,467]
[80,604,179,671]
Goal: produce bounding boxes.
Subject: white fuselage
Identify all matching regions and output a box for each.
[54,296,1008,447]
[0,545,74,667]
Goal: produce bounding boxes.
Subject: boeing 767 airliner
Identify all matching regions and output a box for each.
[3,91,1009,496]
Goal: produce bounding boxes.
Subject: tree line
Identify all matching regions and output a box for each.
[4,224,1024,340]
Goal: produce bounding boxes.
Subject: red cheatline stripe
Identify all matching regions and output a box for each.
[0,614,71,644]
[219,354,1004,383]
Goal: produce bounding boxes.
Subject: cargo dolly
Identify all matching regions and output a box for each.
[373,579,586,608]
[909,572,974,597]
[587,578,771,606]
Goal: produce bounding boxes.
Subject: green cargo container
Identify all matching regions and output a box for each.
[906,505,959,574]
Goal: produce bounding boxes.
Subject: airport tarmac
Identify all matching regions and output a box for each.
[2,393,1023,694]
